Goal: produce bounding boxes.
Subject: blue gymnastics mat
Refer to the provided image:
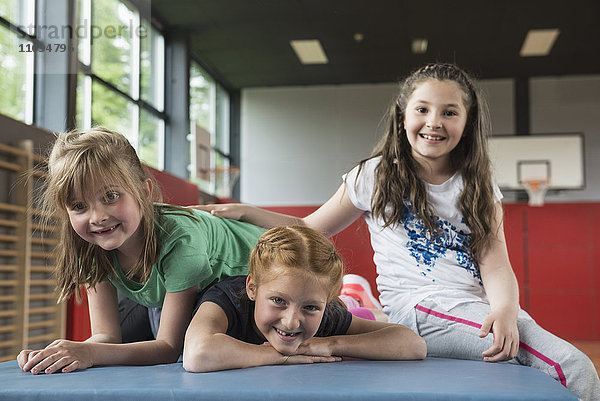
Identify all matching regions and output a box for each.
[0,357,577,401]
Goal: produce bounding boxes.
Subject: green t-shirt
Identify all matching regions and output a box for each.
[109,208,266,308]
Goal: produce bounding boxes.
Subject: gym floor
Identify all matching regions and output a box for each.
[571,341,600,375]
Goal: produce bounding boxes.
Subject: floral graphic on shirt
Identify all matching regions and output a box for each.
[402,208,482,285]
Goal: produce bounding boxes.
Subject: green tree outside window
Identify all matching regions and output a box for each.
[0,25,32,123]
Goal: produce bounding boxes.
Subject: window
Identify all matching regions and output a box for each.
[189,61,234,198]
[76,0,165,169]
[190,61,214,132]
[0,0,35,124]
[140,18,164,111]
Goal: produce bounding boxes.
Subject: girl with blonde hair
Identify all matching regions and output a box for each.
[18,127,265,374]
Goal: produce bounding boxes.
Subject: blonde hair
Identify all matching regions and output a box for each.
[248,226,343,301]
[360,63,496,258]
[42,127,162,302]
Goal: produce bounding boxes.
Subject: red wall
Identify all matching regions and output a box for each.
[66,289,90,341]
[146,166,203,206]
[67,198,600,341]
[503,203,600,340]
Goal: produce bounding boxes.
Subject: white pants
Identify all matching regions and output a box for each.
[412,299,600,401]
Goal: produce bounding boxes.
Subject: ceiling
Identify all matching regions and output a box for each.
[150,0,600,90]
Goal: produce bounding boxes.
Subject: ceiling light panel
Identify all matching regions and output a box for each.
[290,40,328,64]
[411,38,428,54]
[520,29,560,57]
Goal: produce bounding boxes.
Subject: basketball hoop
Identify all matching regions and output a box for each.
[520,178,550,207]
[210,166,240,199]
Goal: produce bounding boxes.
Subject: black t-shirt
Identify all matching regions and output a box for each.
[200,275,353,344]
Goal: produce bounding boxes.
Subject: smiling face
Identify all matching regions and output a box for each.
[66,185,145,258]
[403,79,469,174]
[246,269,328,355]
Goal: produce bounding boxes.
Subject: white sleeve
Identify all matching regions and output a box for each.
[493,181,503,203]
[342,157,379,212]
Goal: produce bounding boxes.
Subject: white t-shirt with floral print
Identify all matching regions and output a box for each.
[343,156,503,329]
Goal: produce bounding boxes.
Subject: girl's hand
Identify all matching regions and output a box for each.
[17,349,36,369]
[281,354,341,365]
[479,309,519,362]
[20,340,93,374]
[294,337,334,357]
[188,204,245,220]
[261,341,340,365]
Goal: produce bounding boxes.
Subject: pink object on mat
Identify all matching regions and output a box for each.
[340,274,382,310]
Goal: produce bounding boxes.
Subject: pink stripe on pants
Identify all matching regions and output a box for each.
[414,304,567,387]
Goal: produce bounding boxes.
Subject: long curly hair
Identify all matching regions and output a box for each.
[360,63,497,258]
[41,127,163,302]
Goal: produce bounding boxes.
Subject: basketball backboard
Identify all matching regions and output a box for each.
[488,133,585,191]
